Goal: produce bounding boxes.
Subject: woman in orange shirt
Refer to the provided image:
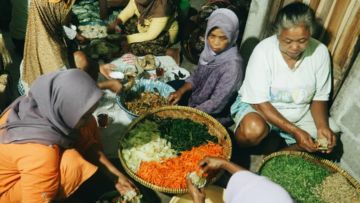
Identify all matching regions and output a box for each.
[0,69,138,203]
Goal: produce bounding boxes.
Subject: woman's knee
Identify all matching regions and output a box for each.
[234,112,269,146]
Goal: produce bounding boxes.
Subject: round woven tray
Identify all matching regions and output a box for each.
[118,106,232,194]
[257,151,360,192]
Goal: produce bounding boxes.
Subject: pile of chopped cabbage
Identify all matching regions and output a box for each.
[122,133,177,172]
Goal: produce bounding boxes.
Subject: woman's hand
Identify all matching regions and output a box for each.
[317,127,336,153]
[106,79,123,94]
[199,156,226,173]
[75,33,89,44]
[97,79,122,94]
[99,63,116,79]
[107,19,122,33]
[186,175,205,203]
[115,174,138,196]
[293,128,317,152]
[168,90,183,105]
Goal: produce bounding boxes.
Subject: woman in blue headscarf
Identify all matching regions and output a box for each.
[168,8,244,127]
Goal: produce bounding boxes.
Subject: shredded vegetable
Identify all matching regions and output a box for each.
[121,120,177,171]
[136,142,224,189]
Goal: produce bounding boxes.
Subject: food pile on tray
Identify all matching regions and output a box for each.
[118,107,232,193]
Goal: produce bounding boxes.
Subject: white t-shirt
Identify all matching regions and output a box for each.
[240,35,331,122]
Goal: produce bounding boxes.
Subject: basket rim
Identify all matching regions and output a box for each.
[118,106,232,194]
[256,151,360,192]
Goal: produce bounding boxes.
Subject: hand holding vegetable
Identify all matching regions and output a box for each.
[186,175,205,203]
[115,174,139,198]
[293,128,317,152]
[317,127,336,154]
[199,156,244,174]
[199,156,226,173]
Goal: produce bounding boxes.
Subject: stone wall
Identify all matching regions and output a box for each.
[331,53,360,181]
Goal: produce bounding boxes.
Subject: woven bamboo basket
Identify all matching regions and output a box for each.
[257,151,360,192]
[118,106,232,194]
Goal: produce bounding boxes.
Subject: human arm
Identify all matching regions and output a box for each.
[252,102,317,152]
[97,151,138,194]
[168,64,202,105]
[126,17,168,44]
[107,0,134,32]
[186,156,246,203]
[240,41,317,152]
[97,79,123,94]
[73,51,114,81]
[73,52,122,94]
[199,156,244,174]
[110,0,134,29]
[168,81,192,105]
[310,44,335,153]
[186,157,245,203]
[84,144,138,195]
[194,62,242,114]
[99,63,116,79]
[310,101,336,153]
[186,176,205,203]
[79,119,138,196]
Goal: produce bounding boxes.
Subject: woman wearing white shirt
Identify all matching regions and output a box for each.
[230,2,339,153]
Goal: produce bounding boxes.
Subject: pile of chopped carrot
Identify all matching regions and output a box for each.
[136,142,224,189]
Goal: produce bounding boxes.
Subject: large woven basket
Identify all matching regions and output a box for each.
[257,151,360,192]
[118,106,232,194]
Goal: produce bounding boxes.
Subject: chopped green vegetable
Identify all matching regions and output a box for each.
[122,120,160,149]
[260,155,331,203]
[150,116,217,152]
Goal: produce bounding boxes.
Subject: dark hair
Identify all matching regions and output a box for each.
[274,2,315,35]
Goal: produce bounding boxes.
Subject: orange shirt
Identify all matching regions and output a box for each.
[0,111,98,203]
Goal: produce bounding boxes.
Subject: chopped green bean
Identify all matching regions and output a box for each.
[260,155,331,203]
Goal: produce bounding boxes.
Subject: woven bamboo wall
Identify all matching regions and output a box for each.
[262,0,360,99]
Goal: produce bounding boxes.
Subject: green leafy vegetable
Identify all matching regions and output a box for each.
[150,116,217,152]
[122,120,160,149]
[260,155,331,203]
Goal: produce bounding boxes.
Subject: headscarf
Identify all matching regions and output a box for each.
[22,0,76,85]
[135,0,173,26]
[0,69,103,148]
[225,171,294,203]
[199,8,239,65]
